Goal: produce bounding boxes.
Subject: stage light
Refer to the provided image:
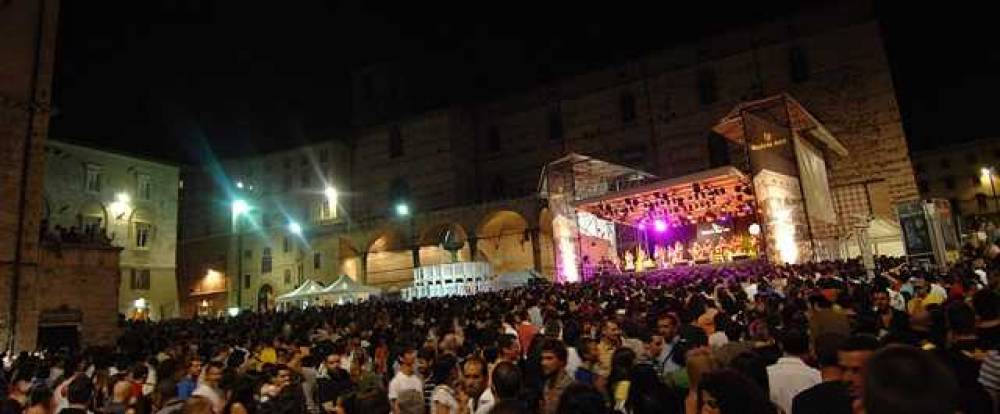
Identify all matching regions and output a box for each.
[748,223,761,236]
[654,219,667,233]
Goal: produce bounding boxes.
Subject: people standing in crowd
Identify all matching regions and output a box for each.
[862,345,958,414]
[765,329,820,414]
[3,249,997,414]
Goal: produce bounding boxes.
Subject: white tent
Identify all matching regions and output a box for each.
[840,217,906,258]
[318,275,381,304]
[275,279,325,302]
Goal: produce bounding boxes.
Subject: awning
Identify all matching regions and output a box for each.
[320,275,381,295]
[275,279,326,301]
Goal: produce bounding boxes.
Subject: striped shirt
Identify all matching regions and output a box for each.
[979,350,1000,392]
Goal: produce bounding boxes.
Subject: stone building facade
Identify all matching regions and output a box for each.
[911,138,1000,220]
[43,140,180,320]
[179,1,918,314]
[0,0,61,350]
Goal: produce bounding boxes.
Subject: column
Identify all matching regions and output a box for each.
[529,228,542,272]
[467,236,479,262]
[359,251,369,285]
[411,246,421,269]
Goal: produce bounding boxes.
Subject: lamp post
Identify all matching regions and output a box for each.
[983,167,998,212]
[232,199,249,309]
[396,202,420,269]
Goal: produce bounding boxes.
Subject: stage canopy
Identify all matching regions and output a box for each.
[538,153,656,201]
[574,166,755,228]
[711,93,848,156]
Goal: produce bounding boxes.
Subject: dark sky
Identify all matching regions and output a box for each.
[49,1,1000,164]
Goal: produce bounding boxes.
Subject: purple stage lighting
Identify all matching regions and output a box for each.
[637,222,646,230]
[654,219,667,233]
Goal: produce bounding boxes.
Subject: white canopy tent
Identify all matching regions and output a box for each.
[275,279,326,310]
[495,270,545,290]
[318,275,381,304]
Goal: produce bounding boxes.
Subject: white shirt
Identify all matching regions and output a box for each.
[565,347,582,379]
[387,370,423,402]
[766,356,821,414]
[468,388,495,414]
[192,383,225,414]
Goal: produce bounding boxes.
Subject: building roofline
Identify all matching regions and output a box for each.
[48,138,180,168]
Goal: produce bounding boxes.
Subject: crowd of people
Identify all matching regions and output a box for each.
[2,224,999,414]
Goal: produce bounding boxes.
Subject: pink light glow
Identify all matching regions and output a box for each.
[653,219,667,233]
[637,222,646,230]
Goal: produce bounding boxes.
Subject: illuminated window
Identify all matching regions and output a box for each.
[283,269,292,285]
[134,222,152,249]
[243,274,251,288]
[283,236,290,253]
[313,252,321,270]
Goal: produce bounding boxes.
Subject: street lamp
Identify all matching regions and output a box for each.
[396,201,419,269]
[232,198,250,309]
[288,221,302,236]
[982,167,998,212]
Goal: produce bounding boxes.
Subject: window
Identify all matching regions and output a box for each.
[284,269,292,285]
[130,269,150,290]
[137,174,152,201]
[244,249,252,258]
[389,126,403,158]
[134,222,152,249]
[301,171,311,188]
[487,126,501,153]
[940,158,951,169]
[548,110,563,142]
[320,198,337,220]
[789,45,809,83]
[243,274,251,288]
[283,236,290,253]
[620,91,636,123]
[313,252,321,270]
[261,248,272,273]
[85,164,103,193]
[696,68,717,105]
[944,176,956,190]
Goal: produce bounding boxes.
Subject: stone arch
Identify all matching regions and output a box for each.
[538,208,557,278]
[418,222,469,265]
[365,228,412,287]
[257,284,274,312]
[476,210,533,275]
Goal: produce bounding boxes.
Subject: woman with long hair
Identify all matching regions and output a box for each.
[607,347,636,412]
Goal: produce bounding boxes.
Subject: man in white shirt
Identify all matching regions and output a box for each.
[767,329,821,414]
[462,356,494,414]
[388,345,423,414]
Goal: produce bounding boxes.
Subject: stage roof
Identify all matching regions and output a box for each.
[711,93,848,157]
[574,166,756,227]
[538,152,656,199]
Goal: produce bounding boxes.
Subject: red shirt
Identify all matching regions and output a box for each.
[517,322,538,356]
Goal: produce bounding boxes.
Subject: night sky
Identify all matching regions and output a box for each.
[49,1,1000,165]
